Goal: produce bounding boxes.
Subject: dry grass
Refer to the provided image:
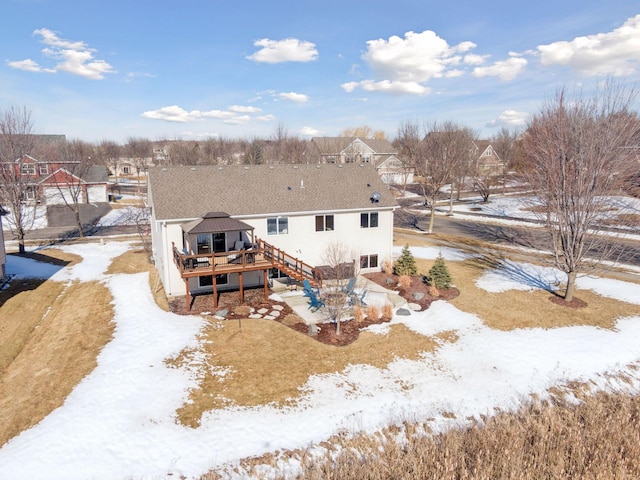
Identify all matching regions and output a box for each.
[0,280,114,447]
[171,319,444,427]
[394,232,640,330]
[438,260,640,330]
[265,392,640,480]
[0,244,159,447]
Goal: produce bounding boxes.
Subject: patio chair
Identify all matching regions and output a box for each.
[303,279,318,297]
[307,291,325,311]
[350,289,367,306]
[342,277,357,295]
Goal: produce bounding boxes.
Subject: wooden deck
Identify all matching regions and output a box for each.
[172,238,321,310]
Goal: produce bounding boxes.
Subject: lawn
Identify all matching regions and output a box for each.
[0,235,639,479]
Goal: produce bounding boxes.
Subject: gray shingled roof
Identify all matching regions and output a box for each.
[148,163,398,221]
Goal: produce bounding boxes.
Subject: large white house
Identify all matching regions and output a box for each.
[147,163,398,305]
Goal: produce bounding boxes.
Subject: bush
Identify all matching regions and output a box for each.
[394,244,417,276]
[398,274,412,291]
[381,303,394,321]
[366,305,380,320]
[428,253,452,289]
[353,306,365,324]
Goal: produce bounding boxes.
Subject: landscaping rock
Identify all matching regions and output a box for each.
[257,307,269,314]
[396,308,411,316]
[408,302,422,311]
[264,315,276,320]
[412,292,425,300]
[272,304,284,311]
[215,309,228,318]
[249,314,262,319]
[270,310,281,317]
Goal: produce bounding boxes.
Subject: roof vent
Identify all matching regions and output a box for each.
[367,183,371,187]
[190,167,196,171]
[244,166,250,170]
[269,165,275,169]
[370,192,381,203]
[217,166,224,171]
[288,186,292,190]
[300,180,304,189]
[161,168,168,172]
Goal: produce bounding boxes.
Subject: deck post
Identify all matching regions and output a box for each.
[212,276,218,308]
[263,270,269,300]
[184,278,191,312]
[238,271,244,303]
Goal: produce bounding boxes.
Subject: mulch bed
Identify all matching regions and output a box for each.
[363,272,459,310]
[168,275,460,347]
[548,295,588,309]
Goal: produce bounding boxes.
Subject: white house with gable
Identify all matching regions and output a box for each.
[147,163,398,307]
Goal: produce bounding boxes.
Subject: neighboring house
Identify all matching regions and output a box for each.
[0,207,6,282]
[473,140,505,175]
[112,157,154,179]
[147,163,398,307]
[307,137,414,185]
[3,155,108,205]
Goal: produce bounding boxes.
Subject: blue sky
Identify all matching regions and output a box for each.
[2,0,640,144]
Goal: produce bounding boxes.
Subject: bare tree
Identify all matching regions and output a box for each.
[0,106,37,253]
[416,121,476,233]
[318,241,358,335]
[96,139,121,185]
[125,137,152,195]
[340,125,386,139]
[523,83,639,302]
[491,127,521,194]
[51,139,96,237]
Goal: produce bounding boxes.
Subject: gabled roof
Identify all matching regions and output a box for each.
[148,163,398,221]
[182,212,254,234]
[311,137,397,155]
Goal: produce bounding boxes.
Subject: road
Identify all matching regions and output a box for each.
[395,211,640,272]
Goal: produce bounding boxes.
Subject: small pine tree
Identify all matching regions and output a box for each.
[394,244,418,276]
[428,253,452,289]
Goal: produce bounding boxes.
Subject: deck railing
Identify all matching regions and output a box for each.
[171,238,320,285]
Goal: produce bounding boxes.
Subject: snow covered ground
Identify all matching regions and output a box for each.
[1,239,640,479]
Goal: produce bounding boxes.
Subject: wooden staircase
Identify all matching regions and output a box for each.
[258,238,321,287]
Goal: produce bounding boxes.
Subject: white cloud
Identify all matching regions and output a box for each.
[246,38,318,63]
[228,105,262,113]
[6,59,47,73]
[341,79,429,95]
[363,30,476,83]
[300,126,322,136]
[223,115,251,125]
[7,28,115,80]
[345,30,483,95]
[255,114,277,122]
[536,14,640,76]
[472,56,527,80]
[463,53,488,66]
[487,109,530,128]
[278,92,309,103]
[141,106,235,123]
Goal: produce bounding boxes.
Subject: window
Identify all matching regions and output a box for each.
[197,234,212,254]
[122,166,131,174]
[267,217,288,235]
[38,164,49,175]
[199,274,228,288]
[197,233,226,254]
[360,212,379,228]
[21,164,36,175]
[360,254,378,269]
[315,214,334,232]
